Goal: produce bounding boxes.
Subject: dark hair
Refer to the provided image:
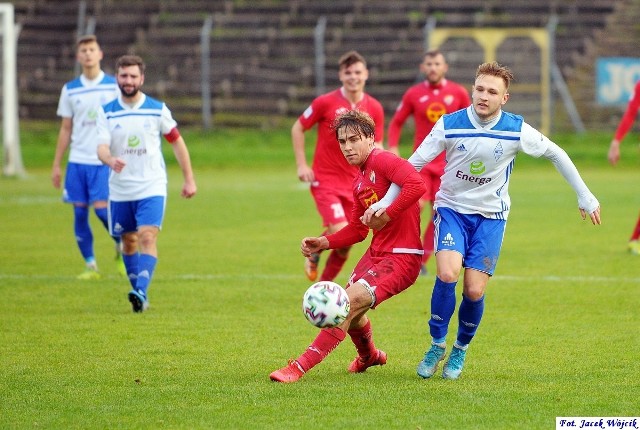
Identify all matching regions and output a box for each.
[76,34,98,49]
[476,61,514,90]
[338,50,367,69]
[115,54,146,75]
[331,110,376,141]
[424,48,444,59]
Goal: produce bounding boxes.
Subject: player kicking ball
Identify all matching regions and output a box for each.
[270,110,426,383]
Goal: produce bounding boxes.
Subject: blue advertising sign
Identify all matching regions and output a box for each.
[596,57,640,106]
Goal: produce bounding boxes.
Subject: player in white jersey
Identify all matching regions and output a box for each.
[363,61,601,380]
[52,35,124,280]
[97,55,197,313]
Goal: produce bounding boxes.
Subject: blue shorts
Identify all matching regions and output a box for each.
[433,207,506,275]
[63,162,110,205]
[108,196,166,237]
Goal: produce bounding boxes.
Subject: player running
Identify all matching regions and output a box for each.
[271,110,425,383]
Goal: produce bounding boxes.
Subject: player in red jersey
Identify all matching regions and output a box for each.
[388,49,471,274]
[271,110,426,383]
[292,51,385,282]
[608,80,640,255]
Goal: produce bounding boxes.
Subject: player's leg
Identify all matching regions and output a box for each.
[628,211,640,255]
[418,208,465,378]
[347,251,420,373]
[442,216,504,380]
[64,163,99,279]
[270,281,373,383]
[126,196,164,313]
[110,200,139,292]
[89,164,126,275]
[419,169,439,275]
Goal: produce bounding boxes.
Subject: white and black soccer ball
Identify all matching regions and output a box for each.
[302,281,350,328]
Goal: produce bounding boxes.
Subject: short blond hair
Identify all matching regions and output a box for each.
[476,61,514,90]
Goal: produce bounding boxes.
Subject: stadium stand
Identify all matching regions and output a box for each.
[11,0,631,130]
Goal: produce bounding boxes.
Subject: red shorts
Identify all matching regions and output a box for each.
[346,249,421,308]
[310,184,353,227]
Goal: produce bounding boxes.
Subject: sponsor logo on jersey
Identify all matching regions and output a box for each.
[363,187,379,208]
[456,160,491,185]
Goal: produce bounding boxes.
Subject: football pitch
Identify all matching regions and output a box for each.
[1,125,638,429]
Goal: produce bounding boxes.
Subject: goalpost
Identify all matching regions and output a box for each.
[0,3,24,177]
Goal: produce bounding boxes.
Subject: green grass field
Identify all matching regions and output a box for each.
[1,123,639,429]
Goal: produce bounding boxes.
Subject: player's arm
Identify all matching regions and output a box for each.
[609,81,640,165]
[364,120,446,218]
[292,119,314,183]
[542,141,601,225]
[166,129,197,199]
[387,98,412,156]
[51,117,72,188]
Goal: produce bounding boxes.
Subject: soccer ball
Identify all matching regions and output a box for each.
[302,281,350,328]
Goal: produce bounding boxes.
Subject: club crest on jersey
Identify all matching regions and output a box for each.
[363,187,379,208]
[335,107,348,116]
[369,170,376,183]
[444,95,454,105]
[494,141,504,161]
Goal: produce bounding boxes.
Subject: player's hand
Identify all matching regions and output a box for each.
[301,236,327,256]
[608,140,620,165]
[580,206,601,225]
[361,209,390,230]
[361,206,386,225]
[110,157,126,173]
[297,165,315,183]
[181,180,197,198]
[51,167,61,189]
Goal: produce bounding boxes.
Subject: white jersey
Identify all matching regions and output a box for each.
[373,106,598,221]
[56,71,119,165]
[96,93,178,201]
[411,106,548,219]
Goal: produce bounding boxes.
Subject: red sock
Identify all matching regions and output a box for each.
[296,327,346,372]
[422,219,435,265]
[319,249,348,281]
[347,320,376,358]
[631,214,640,240]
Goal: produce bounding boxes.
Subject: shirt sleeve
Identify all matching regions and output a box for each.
[387,94,412,149]
[614,81,640,141]
[542,141,600,213]
[56,86,72,118]
[160,104,178,135]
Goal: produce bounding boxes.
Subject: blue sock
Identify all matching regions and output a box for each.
[74,206,94,262]
[428,277,457,340]
[94,207,121,247]
[123,254,139,289]
[135,254,157,296]
[456,294,485,346]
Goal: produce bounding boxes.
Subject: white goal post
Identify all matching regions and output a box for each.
[0,3,24,177]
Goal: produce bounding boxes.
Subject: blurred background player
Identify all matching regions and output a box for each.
[608,79,640,255]
[292,50,384,283]
[271,110,426,383]
[51,34,124,280]
[387,49,471,275]
[96,55,197,312]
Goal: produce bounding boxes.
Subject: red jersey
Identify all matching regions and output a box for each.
[614,80,640,141]
[298,88,385,191]
[326,149,426,254]
[388,79,470,171]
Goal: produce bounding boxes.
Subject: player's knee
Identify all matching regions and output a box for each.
[436,268,460,284]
